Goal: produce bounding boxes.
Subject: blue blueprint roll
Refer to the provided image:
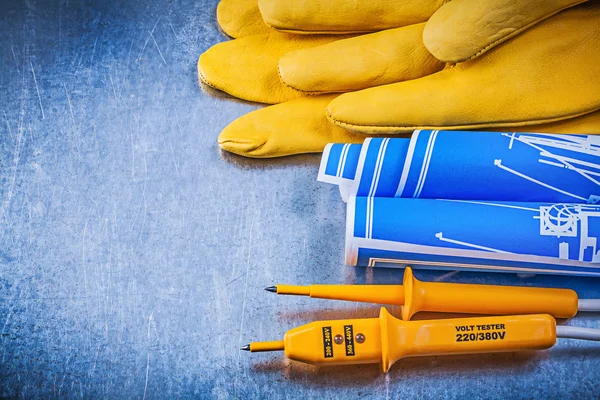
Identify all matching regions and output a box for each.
[346,196,600,276]
[318,131,600,203]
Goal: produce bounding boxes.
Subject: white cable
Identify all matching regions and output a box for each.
[556,325,600,341]
[578,299,600,312]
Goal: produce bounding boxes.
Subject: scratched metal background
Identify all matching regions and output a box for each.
[1,0,600,398]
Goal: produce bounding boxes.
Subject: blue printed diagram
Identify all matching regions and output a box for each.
[539,204,600,262]
[494,133,600,203]
[435,203,600,262]
[348,197,600,275]
[318,131,600,204]
[319,131,600,275]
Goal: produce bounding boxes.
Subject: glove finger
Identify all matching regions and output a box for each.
[326,3,600,134]
[218,101,600,158]
[217,0,271,38]
[198,31,339,104]
[515,109,600,134]
[424,0,587,63]
[258,0,443,34]
[279,23,445,93]
[218,102,600,160]
[218,95,367,158]
[219,101,600,160]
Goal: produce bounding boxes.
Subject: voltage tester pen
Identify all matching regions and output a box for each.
[241,308,600,372]
[265,267,600,320]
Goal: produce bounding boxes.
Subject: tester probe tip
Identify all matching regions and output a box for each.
[264,286,277,293]
[243,340,285,352]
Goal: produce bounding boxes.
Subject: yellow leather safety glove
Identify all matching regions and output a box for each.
[205,0,585,102]
[325,3,600,134]
[216,0,271,38]
[259,0,585,59]
[219,99,600,158]
[271,0,585,93]
[206,0,446,153]
[422,0,587,63]
[198,31,340,104]
[201,0,341,103]
[258,0,443,34]
[199,1,446,104]
[209,0,599,157]
[218,95,369,158]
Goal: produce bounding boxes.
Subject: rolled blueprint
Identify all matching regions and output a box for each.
[346,197,600,276]
[318,131,600,203]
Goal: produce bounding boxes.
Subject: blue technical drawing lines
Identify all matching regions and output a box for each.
[319,131,600,276]
[346,198,600,276]
[318,131,600,203]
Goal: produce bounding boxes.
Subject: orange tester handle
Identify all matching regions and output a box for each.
[400,267,578,320]
[265,308,557,372]
[277,267,579,320]
[379,309,556,372]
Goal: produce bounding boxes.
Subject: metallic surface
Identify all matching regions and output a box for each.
[356,333,365,344]
[0,0,599,398]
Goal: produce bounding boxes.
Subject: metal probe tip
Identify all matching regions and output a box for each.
[264,286,277,293]
[240,344,251,351]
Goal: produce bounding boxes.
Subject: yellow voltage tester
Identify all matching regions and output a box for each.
[241,308,600,372]
[265,267,600,320]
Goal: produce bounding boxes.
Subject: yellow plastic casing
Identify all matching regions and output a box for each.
[401,267,579,320]
[277,283,404,305]
[249,340,285,352]
[282,308,557,372]
[284,316,382,367]
[379,309,556,372]
[278,267,579,320]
